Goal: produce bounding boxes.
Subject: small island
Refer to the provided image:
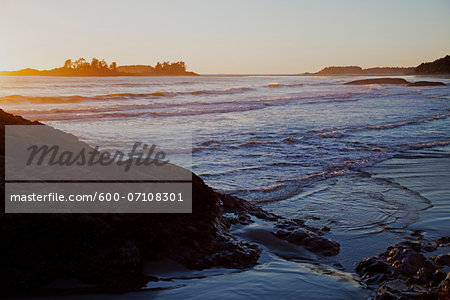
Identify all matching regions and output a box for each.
[0,58,199,76]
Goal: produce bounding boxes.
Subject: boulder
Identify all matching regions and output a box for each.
[344,78,409,85]
[356,238,450,299]
[344,78,445,86]
[407,81,446,87]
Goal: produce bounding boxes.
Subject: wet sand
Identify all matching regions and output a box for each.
[368,145,450,240]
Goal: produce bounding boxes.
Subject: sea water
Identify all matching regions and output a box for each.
[1,75,449,299]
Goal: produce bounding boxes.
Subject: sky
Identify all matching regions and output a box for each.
[0,0,449,74]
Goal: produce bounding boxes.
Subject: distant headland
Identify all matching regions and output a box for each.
[0,58,199,76]
[303,55,450,76]
[2,55,449,77]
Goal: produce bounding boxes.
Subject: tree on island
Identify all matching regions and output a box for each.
[60,58,116,74]
[63,59,72,69]
[118,61,190,75]
[109,62,117,70]
[154,61,187,75]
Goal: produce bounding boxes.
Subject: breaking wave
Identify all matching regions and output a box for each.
[310,113,450,138]
[268,83,303,88]
[0,87,256,104]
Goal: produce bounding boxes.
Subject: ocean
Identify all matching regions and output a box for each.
[1,75,449,299]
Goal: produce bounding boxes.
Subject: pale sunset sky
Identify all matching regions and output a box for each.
[0,0,449,74]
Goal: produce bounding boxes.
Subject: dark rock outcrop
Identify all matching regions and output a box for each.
[0,109,340,296]
[344,78,446,86]
[274,222,340,256]
[0,109,258,294]
[356,238,450,299]
[407,81,446,87]
[0,109,43,126]
[220,193,340,257]
[344,78,409,85]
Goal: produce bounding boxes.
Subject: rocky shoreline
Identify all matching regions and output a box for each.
[2,109,448,299]
[0,109,339,296]
[356,236,450,299]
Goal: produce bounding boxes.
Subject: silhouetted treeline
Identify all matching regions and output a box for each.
[57,58,118,76]
[0,58,198,76]
[314,66,414,75]
[310,55,450,76]
[316,66,363,75]
[415,55,450,74]
[117,61,192,75]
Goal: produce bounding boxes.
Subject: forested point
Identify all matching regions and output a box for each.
[414,55,450,74]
